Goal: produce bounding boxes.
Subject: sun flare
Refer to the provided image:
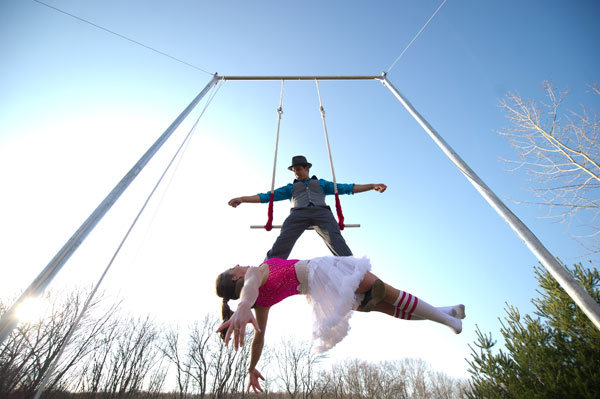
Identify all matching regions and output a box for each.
[16,297,48,323]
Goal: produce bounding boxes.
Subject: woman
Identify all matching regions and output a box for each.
[216,256,465,393]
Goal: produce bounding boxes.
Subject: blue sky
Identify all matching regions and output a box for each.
[1,0,599,379]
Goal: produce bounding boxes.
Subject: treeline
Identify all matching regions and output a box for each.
[0,290,468,399]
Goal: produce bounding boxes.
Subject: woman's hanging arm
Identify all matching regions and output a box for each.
[247,306,269,393]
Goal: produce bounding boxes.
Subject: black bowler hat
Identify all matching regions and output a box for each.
[288,155,312,170]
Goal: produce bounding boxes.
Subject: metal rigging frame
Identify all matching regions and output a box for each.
[2,73,598,347]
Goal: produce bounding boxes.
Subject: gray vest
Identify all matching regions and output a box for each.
[291,177,327,209]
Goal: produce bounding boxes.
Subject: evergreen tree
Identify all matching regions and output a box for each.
[467,262,600,399]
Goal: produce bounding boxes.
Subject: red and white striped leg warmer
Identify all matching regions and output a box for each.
[392,291,419,320]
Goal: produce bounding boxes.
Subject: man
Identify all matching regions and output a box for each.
[228,155,387,259]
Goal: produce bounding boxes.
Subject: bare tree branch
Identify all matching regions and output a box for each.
[497,81,600,253]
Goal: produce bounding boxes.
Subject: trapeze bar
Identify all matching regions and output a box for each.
[250,224,360,229]
[220,75,382,81]
[381,75,600,331]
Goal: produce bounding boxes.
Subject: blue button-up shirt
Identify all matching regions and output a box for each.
[257,176,354,203]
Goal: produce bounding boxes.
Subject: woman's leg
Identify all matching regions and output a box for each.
[371,302,466,320]
[356,271,464,334]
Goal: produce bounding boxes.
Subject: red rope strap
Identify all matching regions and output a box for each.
[265,192,275,231]
[334,192,345,230]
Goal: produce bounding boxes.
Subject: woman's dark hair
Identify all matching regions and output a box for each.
[215,271,244,340]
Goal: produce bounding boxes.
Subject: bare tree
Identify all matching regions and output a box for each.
[401,358,429,399]
[340,359,378,399]
[310,357,468,399]
[161,325,192,398]
[312,370,333,399]
[275,338,324,399]
[145,362,168,398]
[161,314,253,398]
[0,289,117,398]
[318,363,347,399]
[498,81,600,252]
[428,369,470,399]
[187,316,218,397]
[76,314,121,394]
[209,325,252,398]
[76,314,163,397]
[331,359,408,399]
[378,360,410,399]
[0,307,29,394]
[339,359,366,398]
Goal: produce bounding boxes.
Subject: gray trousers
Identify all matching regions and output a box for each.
[266,206,353,259]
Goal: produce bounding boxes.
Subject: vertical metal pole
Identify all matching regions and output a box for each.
[381,74,600,331]
[0,74,220,345]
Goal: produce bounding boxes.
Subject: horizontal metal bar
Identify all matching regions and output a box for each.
[220,75,382,81]
[250,224,361,229]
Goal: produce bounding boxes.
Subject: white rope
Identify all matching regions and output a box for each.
[269,80,285,194]
[315,80,338,193]
[33,81,223,399]
[386,0,448,73]
[33,0,213,75]
[132,81,224,260]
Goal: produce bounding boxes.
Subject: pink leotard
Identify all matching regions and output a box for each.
[255,258,300,307]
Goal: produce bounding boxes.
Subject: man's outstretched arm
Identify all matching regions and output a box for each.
[228,184,294,207]
[353,183,387,194]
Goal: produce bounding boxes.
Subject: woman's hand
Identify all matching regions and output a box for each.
[247,368,265,393]
[216,302,260,350]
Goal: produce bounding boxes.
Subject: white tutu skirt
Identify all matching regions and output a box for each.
[305,256,371,353]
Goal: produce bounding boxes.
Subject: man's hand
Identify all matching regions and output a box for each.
[373,184,387,193]
[228,197,243,207]
[247,368,265,393]
[216,303,260,350]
